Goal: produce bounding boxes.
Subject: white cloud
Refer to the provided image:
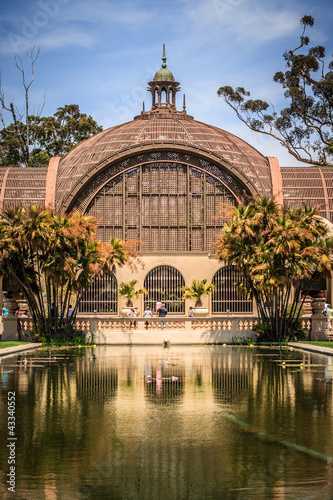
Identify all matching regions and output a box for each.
[0,27,96,54]
[184,0,300,43]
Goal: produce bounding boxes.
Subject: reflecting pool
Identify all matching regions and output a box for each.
[1,345,333,499]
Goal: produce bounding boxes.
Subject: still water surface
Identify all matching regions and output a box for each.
[0,345,333,499]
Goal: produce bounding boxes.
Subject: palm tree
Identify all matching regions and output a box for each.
[215,196,333,341]
[118,280,148,307]
[181,279,215,307]
[0,205,136,341]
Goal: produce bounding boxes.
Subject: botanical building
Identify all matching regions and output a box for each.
[1,50,332,315]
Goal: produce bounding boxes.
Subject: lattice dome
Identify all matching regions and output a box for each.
[55,113,272,211]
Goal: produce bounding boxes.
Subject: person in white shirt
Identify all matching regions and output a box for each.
[144,307,152,330]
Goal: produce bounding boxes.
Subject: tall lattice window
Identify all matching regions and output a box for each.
[212,266,253,314]
[85,162,236,252]
[144,266,185,314]
[79,272,118,313]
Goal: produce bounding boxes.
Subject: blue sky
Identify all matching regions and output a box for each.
[0,0,332,166]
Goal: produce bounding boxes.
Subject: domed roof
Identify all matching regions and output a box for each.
[55,111,272,210]
[54,48,273,211]
[154,67,174,81]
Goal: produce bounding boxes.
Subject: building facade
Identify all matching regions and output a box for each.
[0,49,332,315]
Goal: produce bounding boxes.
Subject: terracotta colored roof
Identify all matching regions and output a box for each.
[0,167,48,210]
[281,166,333,222]
[55,112,272,210]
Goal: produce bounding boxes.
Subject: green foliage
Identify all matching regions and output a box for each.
[217,16,333,166]
[38,327,93,347]
[31,104,103,159]
[302,341,333,348]
[0,105,102,168]
[216,196,333,341]
[181,279,215,307]
[253,322,272,341]
[118,280,148,307]
[233,337,254,346]
[0,341,29,349]
[253,321,307,343]
[286,303,305,318]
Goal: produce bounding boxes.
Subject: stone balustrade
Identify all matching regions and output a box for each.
[75,316,259,333]
[74,315,312,334]
[2,313,313,343]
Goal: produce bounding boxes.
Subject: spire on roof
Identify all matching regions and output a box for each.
[162,43,167,69]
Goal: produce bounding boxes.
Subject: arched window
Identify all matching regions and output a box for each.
[212,266,252,314]
[85,161,237,252]
[161,88,167,106]
[79,272,118,313]
[144,265,185,314]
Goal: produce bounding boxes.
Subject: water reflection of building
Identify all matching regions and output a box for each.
[212,350,252,403]
[1,347,333,499]
[76,359,118,402]
[144,359,185,405]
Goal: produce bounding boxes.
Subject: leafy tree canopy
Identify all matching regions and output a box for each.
[217,16,333,166]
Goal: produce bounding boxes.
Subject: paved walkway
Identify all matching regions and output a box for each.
[289,342,333,357]
[0,343,42,358]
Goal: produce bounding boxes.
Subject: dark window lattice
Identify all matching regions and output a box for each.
[84,162,237,252]
[79,272,118,313]
[212,266,253,314]
[144,265,185,314]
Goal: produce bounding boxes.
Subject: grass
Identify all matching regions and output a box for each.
[0,341,31,349]
[297,341,333,348]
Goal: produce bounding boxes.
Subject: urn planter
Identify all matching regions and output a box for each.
[193,307,209,317]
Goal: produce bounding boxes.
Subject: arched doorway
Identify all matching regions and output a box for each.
[212,266,253,314]
[144,266,185,314]
[79,272,118,313]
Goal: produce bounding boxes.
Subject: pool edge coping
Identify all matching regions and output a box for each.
[0,343,43,358]
[289,342,333,357]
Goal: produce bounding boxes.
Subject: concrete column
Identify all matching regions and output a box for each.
[2,299,19,341]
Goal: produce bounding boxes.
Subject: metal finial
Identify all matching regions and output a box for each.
[183,94,186,111]
[162,44,167,68]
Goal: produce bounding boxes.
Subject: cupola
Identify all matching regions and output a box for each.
[148,44,180,110]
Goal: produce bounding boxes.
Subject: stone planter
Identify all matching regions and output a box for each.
[16,299,29,315]
[193,307,209,317]
[302,297,312,316]
[311,298,326,341]
[120,307,139,318]
[311,298,325,316]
